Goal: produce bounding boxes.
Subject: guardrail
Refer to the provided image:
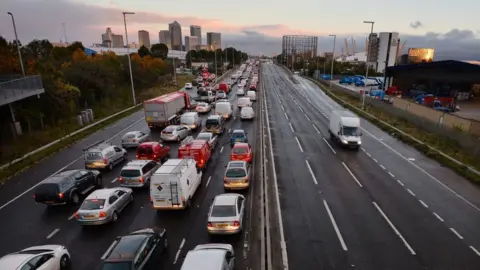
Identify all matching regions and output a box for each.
[0,104,142,171]
[301,75,480,178]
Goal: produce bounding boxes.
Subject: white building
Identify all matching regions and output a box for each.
[376,32,399,73]
[335,52,367,63]
[87,45,187,60]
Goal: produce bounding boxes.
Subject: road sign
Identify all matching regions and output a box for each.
[156,185,163,192]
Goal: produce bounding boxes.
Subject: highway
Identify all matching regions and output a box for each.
[261,63,480,270]
[0,72,263,270]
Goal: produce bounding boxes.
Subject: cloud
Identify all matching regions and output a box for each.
[410,21,423,29]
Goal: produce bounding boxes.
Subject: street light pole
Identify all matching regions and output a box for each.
[362,20,375,110]
[7,12,25,76]
[232,44,235,67]
[123,11,136,105]
[214,43,217,78]
[329,34,336,87]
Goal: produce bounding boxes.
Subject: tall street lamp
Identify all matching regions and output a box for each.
[329,34,336,87]
[123,11,136,105]
[213,43,218,78]
[362,20,375,110]
[7,12,25,76]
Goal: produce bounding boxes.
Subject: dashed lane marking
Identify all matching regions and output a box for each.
[322,138,336,154]
[206,176,212,187]
[450,228,464,240]
[419,200,429,208]
[433,212,444,222]
[289,123,295,132]
[397,180,405,186]
[305,160,318,185]
[470,246,480,256]
[324,200,348,251]
[111,178,118,183]
[295,137,304,152]
[220,146,224,153]
[388,172,395,177]
[342,162,363,188]
[173,238,186,264]
[304,114,311,121]
[284,112,289,120]
[379,164,386,170]
[407,189,416,196]
[46,229,60,239]
[312,124,320,133]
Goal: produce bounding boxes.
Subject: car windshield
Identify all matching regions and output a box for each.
[123,133,136,139]
[242,108,253,113]
[197,134,210,140]
[85,152,103,161]
[232,132,244,138]
[205,119,219,126]
[181,115,195,124]
[199,91,209,97]
[342,126,359,136]
[163,126,175,133]
[211,205,237,217]
[80,199,106,210]
[233,147,248,154]
[35,183,59,194]
[226,168,247,177]
[101,262,132,270]
[121,169,141,177]
[137,146,153,155]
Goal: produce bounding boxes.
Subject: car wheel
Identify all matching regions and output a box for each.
[112,211,119,222]
[60,255,71,270]
[129,194,134,203]
[71,192,80,205]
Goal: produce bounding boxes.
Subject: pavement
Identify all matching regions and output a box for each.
[262,63,480,270]
[0,68,264,270]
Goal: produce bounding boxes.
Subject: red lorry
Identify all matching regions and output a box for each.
[143,91,192,129]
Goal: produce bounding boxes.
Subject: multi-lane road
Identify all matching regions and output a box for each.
[2,62,480,270]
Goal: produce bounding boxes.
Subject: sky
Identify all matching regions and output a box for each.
[1,0,480,60]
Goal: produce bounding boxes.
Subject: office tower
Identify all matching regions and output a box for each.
[169,21,183,50]
[190,25,202,45]
[376,32,399,72]
[159,30,171,49]
[185,36,199,51]
[101,27,124,48]
[206,32,221,50]
[138,30,151,48]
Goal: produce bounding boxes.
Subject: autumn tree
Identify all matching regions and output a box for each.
[24,39,53,59]
[138,45,151,57]
[151,43,168,59]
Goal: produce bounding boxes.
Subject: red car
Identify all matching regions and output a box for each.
[249,84,257,90]
[230,143,253,163]
[136,142,170,162]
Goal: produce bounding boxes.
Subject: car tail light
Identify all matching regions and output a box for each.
[233,221,240,227]
[133,139,137,142]
[119,177,123,183]
[58,193,64,199]
[99,211,107,217]
[207,222,213,227]
[139,177,144,183]
[136,154,139,158]
[74,212,79,219]
[103,158,108,164]
[224,177,228,184]
[33,194,36,199]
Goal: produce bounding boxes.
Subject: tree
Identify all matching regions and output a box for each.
[51,47,71,63]
[24,39,53,59]
[67,42,84,54]
[151,43,168,59]
[138,45,151,57]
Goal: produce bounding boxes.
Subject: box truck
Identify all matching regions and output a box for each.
[144,91,192,129]
[328,110,362,150]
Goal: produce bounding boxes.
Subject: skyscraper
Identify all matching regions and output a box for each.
[206,32,221,50]
[169,21,183,51]
[185,36,199,51]
[138,30,151,48]
[101,27,124,48]
[190,25,202,45]
[159,30,171,49]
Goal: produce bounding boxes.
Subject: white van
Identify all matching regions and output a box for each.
[150,159,202,210]
[246,91,257,101]
[215,101,233,120]
[237,97,252,108]
[328,110,362,150]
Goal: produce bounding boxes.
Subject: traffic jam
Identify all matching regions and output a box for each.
[1,61,261,270]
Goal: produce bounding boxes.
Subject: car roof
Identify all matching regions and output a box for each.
[138,142,156,147]
[0,254,33,268]
[227,161,246,168]
[182,112,197,116]
[214,194,239,206]
[182,250,226,269]
[241,107,253,111]
[233,143,249,148]
[43,170,78,184]
[124,131,141,136]
[105,234,148,262]
[232,129,245,133]
[86,188,116,199]
[207,115,221,119]
[197,132,212,137]
[123,160,151,169]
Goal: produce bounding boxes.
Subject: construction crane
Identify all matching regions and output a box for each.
[353,38,357,55]
[345,39,350,56]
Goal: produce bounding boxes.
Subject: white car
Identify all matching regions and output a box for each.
[161,125,191,142]
[185,83,193,89]
[237,97,252,108]
[121,131,150,148]
[207,194,245,235]
[240,107,254,120]
[237,88,245,96]
[0,245,71,270]
[195,102,212,113]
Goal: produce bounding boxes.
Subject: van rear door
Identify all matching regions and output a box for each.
[151,174,184,209]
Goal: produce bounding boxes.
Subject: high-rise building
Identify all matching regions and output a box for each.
[190,25,202,45]
[185,36,199,51]
[366,33,379,64]
[281,35,318,66]
[376,32,399,73]
[169,21,183,50]
[101,28,124,48]
[138,30,150,48]
[206,32,221,50]
[159,30,171,49]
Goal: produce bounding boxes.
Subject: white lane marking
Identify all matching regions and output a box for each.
[46,229,60,239]
[450,228,464,239]
[234,116,236,120]
[220,146,224,153]
[228,128,231,133]
[361,148,366,152]
[407,189,416,196]
[281,105,285,111]
[397,180,405,186]
[0,117,144,212]
[289,123,295,132]
[361,127,480,213]
[284,112,289,120]
[379,164,386,170]
[323,200,348,251]
[299,107,304,113]
[341,162,363,187]
[320,111,327,118]
[304,114,311,121]
[295,137,304,152]
[419,200,429,208]
[68,213,76,220]
[372,158,378,163]
[101,240,118,259]
[206,176,212,187]
[111,178,118,183]
[373,202,416,255]
[173,238,186,264]
[305,160,318,185]
[433,212,444,222]
[388,172,395,177]
[366,152,372,157]
[322,138,336,154]
[470,246,480,256]
[264,83,289,269]
[294,100,298,105]
[312,124,320,133]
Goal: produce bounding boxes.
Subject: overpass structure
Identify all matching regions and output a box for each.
[86,46,187,60]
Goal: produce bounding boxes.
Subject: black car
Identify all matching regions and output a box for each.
[33,169,102,206]
[203,115,226,135]
[101,228,168,270]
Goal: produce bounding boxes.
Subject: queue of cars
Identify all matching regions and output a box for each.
[0,61,261,270]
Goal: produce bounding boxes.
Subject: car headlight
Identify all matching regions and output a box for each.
[357,141,362,145]
[341,140,348,144]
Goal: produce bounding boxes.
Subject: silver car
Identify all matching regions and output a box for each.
[119,160,159,188]
[207,194,245,235]
[121,131,149,148]
[195,102,212,113]
[160,125,190,142]
[224,161,250,190]
[74,187,133,225]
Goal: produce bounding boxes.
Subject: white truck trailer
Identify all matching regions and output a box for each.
[328,110,362,150]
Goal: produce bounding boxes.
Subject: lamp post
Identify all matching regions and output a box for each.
[329,34,336,87]
[214,43,217,78]
[7,12,25,76]
[122,11,136,105]
[362,20,375,110]
[232,44,235,67]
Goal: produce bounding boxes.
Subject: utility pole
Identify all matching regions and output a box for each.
[62,22,68,44]
[7,12,25,76]
[122,11,136,105]
[362,21,375,110]
[173,57,177,84]
[329,34,336,87]
[232,44,235,67]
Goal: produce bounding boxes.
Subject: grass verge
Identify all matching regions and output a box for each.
[310,77,480,184]
[0,75,194,184]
